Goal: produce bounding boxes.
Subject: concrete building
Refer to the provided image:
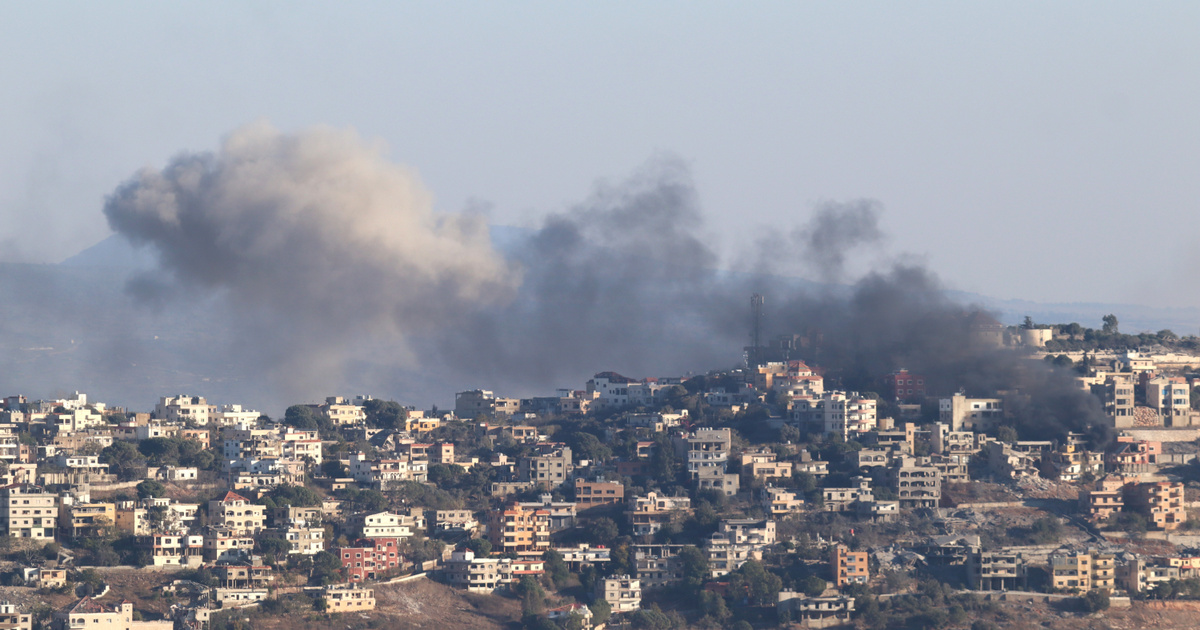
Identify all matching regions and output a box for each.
[830,544,868,587]
[488,502,551,557]
[967,548,1027,591]
[1050,550,1115,592]
[0,486,57,540]
[673,428,732,480]
[777,593,855,628]
[208,491,265,535]
[627,492,692,537]
[1126,481,1186,530]
[939,394,1003,432]
[338,537,402,582]
[575,479,625,509]
[323,584,375,613]
[520,446,574,489]
[597,575,641,613]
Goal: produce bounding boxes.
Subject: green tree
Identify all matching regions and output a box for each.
[363,399,408,431]
[589,517,620,545]
[1082,588,1110,612]
[465,538,492,557]
[589,599,611,625]
[677,546,709,590]
[101,441,147,481]
[543,549,570,588]
[1102,314,1119,334]
[136,479,166,499]
[308,551,343,585]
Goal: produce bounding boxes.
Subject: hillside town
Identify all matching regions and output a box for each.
[5,321,1200,629]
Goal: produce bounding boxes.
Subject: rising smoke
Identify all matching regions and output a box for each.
[98,123,1106,441]
[103,122,520,398]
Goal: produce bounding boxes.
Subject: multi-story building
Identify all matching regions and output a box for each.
[967,548,1027,591]
[776,594,855,627]
[740,449,794,482]
[705,535,761,578]
[58,502,115,539]
[323,584,375,613]
[52,598,156,630]
[892,459,941,509]
[1080,476,1126,522]
[355,512,415,539]
[155,395,214,425]
[136,533,204,567]
[440,549,544,593]
[627,492,692,537]
[520,446,574,489]
[1145,377,1192,425]
[885,369,926,402]
[792,392,878,439]
[1050,550,1115,592]
[208,491,265,535]
[1091,374,1135,428]
[830,544,868,587]
[760,486,804,516]
[321,397,367,426]
[634,544,687,590]
[673,428,731,479]
[597,575,641,613]
[696,467,740,496]
[433,510,478,533]
[1126,481,1186,530]
[719,518,776,545]
[0,602,30,630]
[0,485,58,540]
[454,390,520,419]
[822,478,873,513]
[488,502,550,557]
[338,537,402,582]
[939,394,1003,432]
[575,479,625,509]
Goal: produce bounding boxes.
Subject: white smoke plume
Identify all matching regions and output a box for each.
[103,123,520,396]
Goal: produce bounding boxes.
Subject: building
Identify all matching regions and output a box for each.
[1126,481,1186,530]
[323,584,375,613]
[338,537,402,582]
[822,478,873,513]
[760,486,805,516]
[705,535,762,578]
[355,512,415,539]
[634,544,687,590]
[892,459,941,509]
[720,518,776,545]
[673,428,732,479]
[741,449,794,482]
[886,369,926,402]
[597,575,641,613]
[1080,476,1126,522]
[1091,374,1135,428]
[939,394,1003,432]
[696,466,740,496]
[627,492,692,537]
[58,502,115,539]
[155,395,214,425]
[441,548,545,593]
[0,602,30,630]
[792,392,878,439]
[575,479,625,509]
[52,597,172,630]
[0,485,58,540]
[967,548,1027,591]
[1050,550,1115,592]
[777,593,855,629]
[488,502,550,557]
[830,544,868,587]
[207,491,265,535]
[454,390,520,419]
[520,446,574,489]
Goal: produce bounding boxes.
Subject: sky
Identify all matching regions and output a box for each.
[2,2,1199,308]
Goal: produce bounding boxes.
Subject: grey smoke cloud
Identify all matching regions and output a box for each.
[103,122,520,396]
[94,125,1108,442]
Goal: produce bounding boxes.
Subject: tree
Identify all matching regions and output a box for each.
[101,441,147,481]
[543,550,569,588]
[589,517,619,545]
[515,576,546,617]
[363,399,408,431]
[308,551,343,585]
[1102,314,1119,334]
[1082,588,1110,612]
[996,426,1019,443]
[802,574,827,597]
[465,538,492,557]
[589,599,611,625]
[1022,316,1034,330]
[136,479,166,499]
[677,546,709,590]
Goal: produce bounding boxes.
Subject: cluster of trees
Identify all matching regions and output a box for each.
[100,437,218,481]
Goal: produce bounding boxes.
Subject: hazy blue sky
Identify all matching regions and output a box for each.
[3,2,1198,307]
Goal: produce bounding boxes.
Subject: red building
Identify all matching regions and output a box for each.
[337,537,402,582]
[886,369,926,402]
